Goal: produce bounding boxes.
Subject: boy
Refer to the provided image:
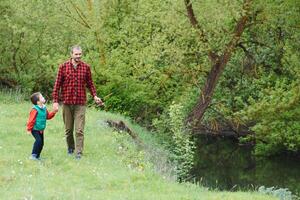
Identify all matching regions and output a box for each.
[26,92,57,160]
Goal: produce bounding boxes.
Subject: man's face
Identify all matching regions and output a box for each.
[71,49,82,63]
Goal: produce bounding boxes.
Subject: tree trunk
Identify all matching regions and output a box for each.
[185,0,253,128]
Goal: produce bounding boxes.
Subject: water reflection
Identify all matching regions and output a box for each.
[191,135,300,195]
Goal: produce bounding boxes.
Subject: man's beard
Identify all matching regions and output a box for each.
[74,57,81,62]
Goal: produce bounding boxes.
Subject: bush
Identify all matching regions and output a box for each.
[237,82,300,156]
[258,186,296,200]
[153,102,195,181]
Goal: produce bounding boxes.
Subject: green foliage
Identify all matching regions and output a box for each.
[96,0,209,121]
[0,0,299,157]
[199,0,300,156]
[153,102,195,181]
[169,103,195,181]
[237,82,300,156]
[0,0,79,95]
[258,186,295,200]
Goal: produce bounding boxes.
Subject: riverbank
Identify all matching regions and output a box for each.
[0,98,276,199]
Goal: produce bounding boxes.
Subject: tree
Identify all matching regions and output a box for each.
[184,0,253,128]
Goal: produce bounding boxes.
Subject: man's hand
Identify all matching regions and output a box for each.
[94,96,104,106]
[53,102,59,112]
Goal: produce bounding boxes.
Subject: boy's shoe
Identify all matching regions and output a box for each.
[29,155,40,161]
[75,153,82,160]
[67,149,74,155]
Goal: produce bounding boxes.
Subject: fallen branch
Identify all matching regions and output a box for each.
[106,120,144,147]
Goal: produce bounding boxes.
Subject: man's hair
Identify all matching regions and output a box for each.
[30,92,41,105]
[70,45,82,54]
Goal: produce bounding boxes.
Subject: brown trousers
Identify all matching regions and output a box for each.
[62,104,86,154]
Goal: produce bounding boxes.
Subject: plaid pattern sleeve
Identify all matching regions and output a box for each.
[52,64,64,103]
[86,64,97,98]
[52,60,97,105]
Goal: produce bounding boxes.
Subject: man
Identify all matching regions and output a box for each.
[52,45,103,159]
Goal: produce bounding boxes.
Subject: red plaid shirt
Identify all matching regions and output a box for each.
[52,59,97,105]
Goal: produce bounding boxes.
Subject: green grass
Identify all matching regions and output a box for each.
[0,100,277,200]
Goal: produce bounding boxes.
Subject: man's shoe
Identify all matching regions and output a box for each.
[75,153,82,160]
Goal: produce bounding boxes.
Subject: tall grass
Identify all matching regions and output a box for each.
[0,87,27,103]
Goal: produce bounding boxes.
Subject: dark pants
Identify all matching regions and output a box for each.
[31,130,44,158]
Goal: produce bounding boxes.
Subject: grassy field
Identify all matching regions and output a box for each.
[0,94,277,199]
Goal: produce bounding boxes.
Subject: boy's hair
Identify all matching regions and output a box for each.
[30,92,41,105]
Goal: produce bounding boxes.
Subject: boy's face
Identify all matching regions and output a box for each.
[39,94,46,104]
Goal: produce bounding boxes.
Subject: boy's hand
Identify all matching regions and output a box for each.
[53,103,59,112]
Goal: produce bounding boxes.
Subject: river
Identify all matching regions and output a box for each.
[191,135,300,196]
